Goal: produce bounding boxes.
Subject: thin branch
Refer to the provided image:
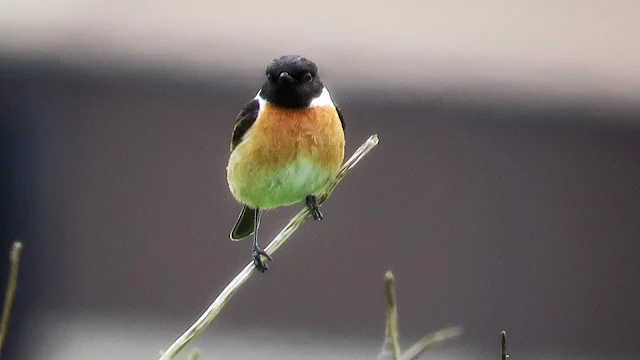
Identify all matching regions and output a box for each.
[0,241,23,355]
[378,270,462,360]
[501,330,508,360]
[379,271,401,360]
[401,326,463,360]
[159,134,379,360]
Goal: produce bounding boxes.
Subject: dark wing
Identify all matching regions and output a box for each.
[335,103,346,131]
[231,99,260,151]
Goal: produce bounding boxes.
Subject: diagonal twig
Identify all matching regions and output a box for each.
[401,326,463,360]
[159,134,379,360]
[378,270,462,360]
[0,241,23,356]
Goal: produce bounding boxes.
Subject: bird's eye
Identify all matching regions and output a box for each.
[302,72,313,83]
[266,73,276,83]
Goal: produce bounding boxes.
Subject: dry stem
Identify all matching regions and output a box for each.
[378,270,462,360]
[401,326,463,360]
[159,134,379,360]
[501,330,509,360]
[0,241,23,355]
[381,271,401,360]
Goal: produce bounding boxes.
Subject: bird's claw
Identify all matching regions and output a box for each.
[252,248,272,272]
[305,195,323,220]
[310,208,323,221]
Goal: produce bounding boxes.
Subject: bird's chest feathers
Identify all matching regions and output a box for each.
[247,104,344,168]
[227,103,344,208]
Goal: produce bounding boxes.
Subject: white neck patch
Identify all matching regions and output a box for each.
[256,87,334,109]
[309,87,334,108]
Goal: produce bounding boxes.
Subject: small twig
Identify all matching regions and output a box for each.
[380,271,401,360]
[501,330,508,360]
[159,135,379,360]
[0,241,23,355]
[186,348,200,360]
[377,271,462,360]
[401,326,463,360]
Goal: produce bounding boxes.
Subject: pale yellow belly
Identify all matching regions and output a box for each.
[228,152,333,209]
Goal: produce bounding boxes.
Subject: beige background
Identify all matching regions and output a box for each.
[3,0,640,102]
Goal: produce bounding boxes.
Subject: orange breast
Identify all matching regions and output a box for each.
[248,103,345,172]
[226,103,345,208]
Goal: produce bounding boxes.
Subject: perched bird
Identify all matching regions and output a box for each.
[226,55,346,272]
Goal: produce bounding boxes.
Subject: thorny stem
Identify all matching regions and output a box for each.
[0,241,22,355]
[158,135,379,360]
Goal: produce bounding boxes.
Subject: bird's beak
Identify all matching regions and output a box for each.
[279,71,295,83]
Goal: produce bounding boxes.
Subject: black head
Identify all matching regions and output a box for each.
[260,55,324,108]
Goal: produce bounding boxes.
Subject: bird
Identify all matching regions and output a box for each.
[226,55,346,272]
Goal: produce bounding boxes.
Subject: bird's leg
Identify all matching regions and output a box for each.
[251,208,272,272]
[305,195,323,220]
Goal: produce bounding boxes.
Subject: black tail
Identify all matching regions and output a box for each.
[230,205,256,241]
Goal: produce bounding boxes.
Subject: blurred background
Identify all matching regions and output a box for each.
[1,1,639,359]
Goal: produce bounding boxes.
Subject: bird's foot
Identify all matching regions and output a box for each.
[305,195,323,220]
[252,247,272,272]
